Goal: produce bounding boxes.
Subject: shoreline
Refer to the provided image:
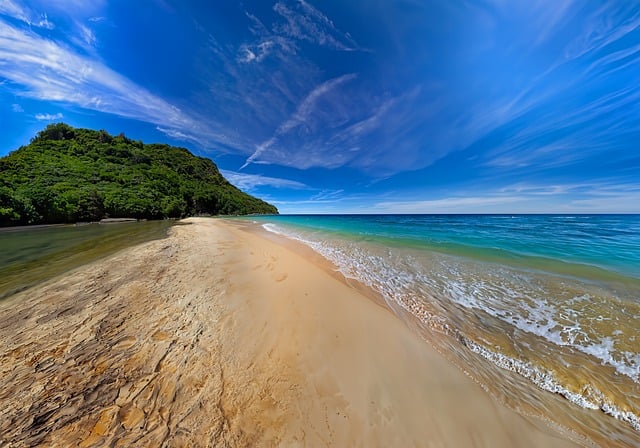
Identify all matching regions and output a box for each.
[0,217,583,446]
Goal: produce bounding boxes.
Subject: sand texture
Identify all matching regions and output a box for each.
[0,218,583,447]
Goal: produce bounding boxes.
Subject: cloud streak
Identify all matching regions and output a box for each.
[273,0,362,51]
[418,1,640,186]
[0,23,176,122]
[3,0,390,175]
[0,0,53,28]
[220,170,308,191]
[241,73,357,168]
[0,17,238,149]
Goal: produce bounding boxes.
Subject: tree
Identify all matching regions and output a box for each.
[35,123,75,141]
[0,124,278,226]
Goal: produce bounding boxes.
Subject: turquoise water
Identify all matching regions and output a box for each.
[256,214,640,280]
[247,214,640,445]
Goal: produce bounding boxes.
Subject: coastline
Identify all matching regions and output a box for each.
[0,217,583,446]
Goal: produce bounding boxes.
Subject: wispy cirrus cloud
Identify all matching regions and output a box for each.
[37,0,107,18]
[242,73,357,168]
[0,0,54,28]
[564,3,640,61]
[273,0,362,51]
[325,86,435,173]
[5,0,394,176]
[429,1,640,183]
[193,1,418,174]
[11,103,23,113]
[0,0,29,22]
[238,80,432,174]
[310,189,344,201]
[0,1,241,149]
[195,1,405,173]
[235,0,364,65]
[76,22,96,47]
[237,41,272,63]
[0,18,225,146]
[505,181,640,213]
[156,127,189,141]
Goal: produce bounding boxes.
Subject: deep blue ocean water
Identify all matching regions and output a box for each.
[245,214,640,442]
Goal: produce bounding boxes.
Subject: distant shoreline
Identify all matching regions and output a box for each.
[0,223,72,233]
[0,214,273,232]
[0,218,162,233]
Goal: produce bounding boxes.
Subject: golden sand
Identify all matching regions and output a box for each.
[0,218,583,447]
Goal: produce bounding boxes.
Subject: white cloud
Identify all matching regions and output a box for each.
[220,170,308,191]
[35,0,107,18]
[237,45,257,63]
[35,112,63,120]
[0,0,31,23]
[233,82,430,174]
[237,8,300,64]
[371,196,523,214]
[237,40,279,64]
[408,2,640,181]
[237,0,365,69]
[282,73,357,132]
[273,0,361,51]
[0,0,54,28]
[36,12,53,29]
[564,3,640,61]
[11,103,23,112]
[156,126,189,141]
[242,73,357,168]
[198,3,387,173]
[310,189,344,201]
[0,19,237,148]
[78,22,96,47]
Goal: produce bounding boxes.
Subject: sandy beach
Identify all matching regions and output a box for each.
[0,217,584,447]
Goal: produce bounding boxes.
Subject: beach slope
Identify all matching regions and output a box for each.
[0,218,581,447]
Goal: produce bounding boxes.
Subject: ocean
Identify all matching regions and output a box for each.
[247,214,640,446]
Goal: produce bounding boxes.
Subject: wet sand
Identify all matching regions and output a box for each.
[0,217,584,447]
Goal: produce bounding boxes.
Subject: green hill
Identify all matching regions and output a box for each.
[0,123,277,226]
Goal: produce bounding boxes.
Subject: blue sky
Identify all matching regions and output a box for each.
[1,0,639,213]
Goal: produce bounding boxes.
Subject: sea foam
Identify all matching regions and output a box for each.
[260,221,640,433]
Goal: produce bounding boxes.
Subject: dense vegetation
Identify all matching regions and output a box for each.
[0,123,277,226]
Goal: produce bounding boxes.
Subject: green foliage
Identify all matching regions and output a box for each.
[0,123,278,226]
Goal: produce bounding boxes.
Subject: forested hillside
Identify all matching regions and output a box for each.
[0,123,277,226]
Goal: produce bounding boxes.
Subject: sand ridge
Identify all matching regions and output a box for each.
[0,218,583,447]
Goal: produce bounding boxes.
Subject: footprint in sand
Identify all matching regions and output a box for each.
[273,273,288,282]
